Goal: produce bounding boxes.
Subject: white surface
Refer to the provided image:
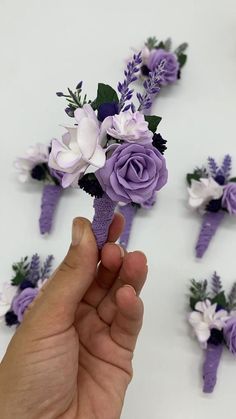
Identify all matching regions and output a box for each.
[1,0,236,417]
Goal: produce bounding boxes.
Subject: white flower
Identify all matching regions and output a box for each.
[107,110,153,144]
[14,143,49,182]
[0,283,17,322]
[188,177,224,210]
[189,299,229,347]
[49,104,109,188]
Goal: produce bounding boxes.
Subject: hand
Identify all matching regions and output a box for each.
[0,216,147,419]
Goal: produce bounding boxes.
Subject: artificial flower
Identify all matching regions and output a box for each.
[14,143,49,182]
[222,183,236,215]
[96,142,168,205]
[189,299,229,347]
[188,177,223,209]
[224,317,236,354]
[0,283,16,322]
[107,110,153,144]
[147,49,179,85]
[49,104,109,188]
[12,287,39,322]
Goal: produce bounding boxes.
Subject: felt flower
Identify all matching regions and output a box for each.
[96,142,168,205]
[188,177,224,210]
[12,288,39,323]
[49,104,109,188]
[189,300,229,347]
[107,110,153,144]
[14,143,49,182]
[147,49,179,85]
[0,283,16,322]
[224,317,236,354]
[222,183,236,215]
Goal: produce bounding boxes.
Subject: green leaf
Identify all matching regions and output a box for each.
[144,115,162,133]
[178,53,187,68]
[175,42,188,55]
[229,177,236,182]
[211,291,227,309]
[190,297,199,310]
[156,41,165,50]
[186,173,201,186]
[11,271,26,286]
[93,83,119,110]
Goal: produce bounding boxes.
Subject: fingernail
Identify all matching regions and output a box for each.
[116,244,125,258]
[123,284,137,295]
[72,219,84,246]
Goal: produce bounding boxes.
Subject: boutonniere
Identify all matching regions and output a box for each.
[187,155,236,257]
[15,143,63,234]
[0,254,54,326]
[188,273,236,393]
[137,36,188,84]
[50,52,168,248]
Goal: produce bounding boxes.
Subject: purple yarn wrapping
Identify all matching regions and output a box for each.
[39,184,62,234]
[203,343,224,393]
[92,194,116,249]
[195,211,225,258]
[118,204,137,249]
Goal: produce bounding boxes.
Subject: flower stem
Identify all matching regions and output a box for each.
[203,343,224,393]
[92,194,116,249]
[39,184,62,234]
[118,204,137,249]
[195,211,225,258]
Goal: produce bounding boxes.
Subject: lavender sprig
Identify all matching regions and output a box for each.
[27,254,40,285]
[228,282,236,310]
[41,255,54,279]
[137,60,166,111]
[220,155,232,180]
[208,157,218,177]
[118,52,142,111]
[211,272,222,296]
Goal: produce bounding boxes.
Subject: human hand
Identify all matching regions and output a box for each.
[0,216,147,419]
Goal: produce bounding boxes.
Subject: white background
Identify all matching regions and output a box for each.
[1,0,236,418]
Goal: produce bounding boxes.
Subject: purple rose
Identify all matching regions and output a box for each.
[222,183,236,214]
[96,143,168,205]
[147,49,179,85]
[224,317,236,354]
[12,288,39,322]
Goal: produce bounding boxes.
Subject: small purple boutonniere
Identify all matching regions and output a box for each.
[188,273,236,393]
[14,144,64,235]
[51,52,168,249]
[0,254,54,326]
[187,155,236,258]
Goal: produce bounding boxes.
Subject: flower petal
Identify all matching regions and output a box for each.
[77,118,99,160]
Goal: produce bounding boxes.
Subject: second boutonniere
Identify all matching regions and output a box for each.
[188,273,236,393]
[49,52,168,249]
[187,155,236,258]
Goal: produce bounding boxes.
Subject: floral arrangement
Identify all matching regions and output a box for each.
[187,155,236,258]
[188,272,236,393]
[117,36,188,248]
[0,254,53,326]
[50,52,168,249]
[138,36,188,85]
[15,144,63,234]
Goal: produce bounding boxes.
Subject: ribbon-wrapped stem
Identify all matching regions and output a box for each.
[202,343,224,393]
[119,204,138,249]
[92,194,116,249]
[39,184,62,234]
[195,211,225,258]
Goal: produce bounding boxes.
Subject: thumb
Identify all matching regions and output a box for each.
[23,217,98,335]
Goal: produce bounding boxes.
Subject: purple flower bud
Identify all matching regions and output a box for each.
[12,288,39,323]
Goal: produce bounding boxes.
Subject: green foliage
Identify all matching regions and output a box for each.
[145,36,158,50]
[11,256,29,286]
[228,282,236,310]
[189,279,208,309]
[186,172,201,186]
[92,83,119,110]
[175,42,188,56]
[229,177,236,182]
[144,115,162,133]
[178,54,187,68]
[164,38,172,51]
[211,291,227,309]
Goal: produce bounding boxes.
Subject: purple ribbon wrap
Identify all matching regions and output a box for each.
[39,184,62,234]
[118,204,137,249]
[203,343,224,393]
[195,211,225,258]
[92,194,116,249]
